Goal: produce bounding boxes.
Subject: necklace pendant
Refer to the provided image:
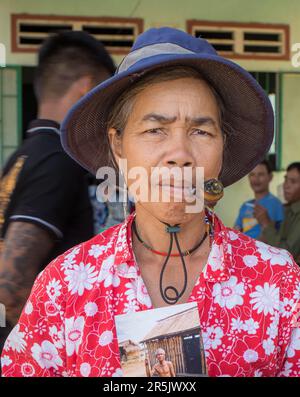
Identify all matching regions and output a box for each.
[165,225,180,233]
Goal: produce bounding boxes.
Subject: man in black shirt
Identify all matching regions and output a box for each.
[0,31,115,354]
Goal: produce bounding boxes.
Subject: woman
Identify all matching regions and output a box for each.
[1,27,300,377]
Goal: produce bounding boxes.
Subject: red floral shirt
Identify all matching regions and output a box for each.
[1,213,300,377]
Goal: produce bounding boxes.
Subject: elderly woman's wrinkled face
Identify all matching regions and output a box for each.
[109,77,224,224]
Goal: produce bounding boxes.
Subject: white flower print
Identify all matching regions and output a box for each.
[60,246,80,270]
[99,330,114,346]
[280,298,295,318]
[31,340,63,370]
[123,299,140,314]
[208,244,224,271]
[24,326,33,341]
[24,301,33,315]
[61,256,76,271]
[1,355,12,367]
[281,273,294,284]
[98,255,120,288]
[263,338,275,355]
[88,244,106,259]
[287,328,300,358]
[65,316,85,357]
[65,262,98,296]
[21,363,35,377]
[228,230,239,241]
[255,241,293,266]
[114,293,124,306]
[125,279,152,308]
[100,361,115,377]
[49,325,65,349]
[243,318,259,335]
[203,326,224,350]
[44,301,61,317]
[5,324,27,353]
[34,319,47,335]
[46,278,62,301]
[254,369,263,377]
[243,349,258,363]
[3,211,300,379]
[231,318,244,333]
[270,314,280,328]
[267,322,278,339]
[112,368,123,377]
[218,343,232,359]
[90,241,113,258]
[115,224,128,252]
[62,369,75,377]
[243,255,258,268]
[84,302,98,317]
[280,361,293,377]
[124,282,136,302]
[80,362,91,377]
[65,246,80,260]
[117,262,132,278]
[293,283,300,301]
[250,283,279,315]
[212,276,245,309]
[194,286,206,301]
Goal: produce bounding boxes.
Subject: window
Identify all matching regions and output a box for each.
[250,72,279,170]
[0,66,22,167]
[12,14,144,55]
[187,20,290,60]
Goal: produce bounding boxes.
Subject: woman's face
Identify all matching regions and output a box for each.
[109,77,224,224]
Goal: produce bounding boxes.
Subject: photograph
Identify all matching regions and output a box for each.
[115,302,207,377]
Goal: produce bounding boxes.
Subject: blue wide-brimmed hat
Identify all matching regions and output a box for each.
[61,27,274,187]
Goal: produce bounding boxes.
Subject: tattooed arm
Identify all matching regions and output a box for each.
[0,221,54,345]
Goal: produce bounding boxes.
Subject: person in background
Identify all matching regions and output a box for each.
[0,31,115,355]
[234,160,284,239]
[255,162,300,264]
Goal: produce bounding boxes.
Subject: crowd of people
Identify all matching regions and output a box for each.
[234,160,300,264]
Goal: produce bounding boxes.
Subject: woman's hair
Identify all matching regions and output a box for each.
[107,65,225,136]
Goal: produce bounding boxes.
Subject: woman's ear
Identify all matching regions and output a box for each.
[108,127,122,163]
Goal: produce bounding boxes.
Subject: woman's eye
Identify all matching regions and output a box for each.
[145,128,163,134]
[192,129,211,136]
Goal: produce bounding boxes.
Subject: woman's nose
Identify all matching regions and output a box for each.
[167,159,193,167]
[164,132,194,168]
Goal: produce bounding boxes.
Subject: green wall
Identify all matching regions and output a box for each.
[2,0,300,70]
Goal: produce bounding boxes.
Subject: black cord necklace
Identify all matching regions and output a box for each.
[132,219,208,305]
[132,219,208,257]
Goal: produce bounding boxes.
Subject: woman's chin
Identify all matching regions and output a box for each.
[137,201,202,225]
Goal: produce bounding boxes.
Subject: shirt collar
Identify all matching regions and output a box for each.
[26,119,61,136]
[114,210,232,283]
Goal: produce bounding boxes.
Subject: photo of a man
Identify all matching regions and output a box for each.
[150,348,176,377]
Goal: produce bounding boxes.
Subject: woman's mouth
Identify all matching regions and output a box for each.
[158,183,196,200]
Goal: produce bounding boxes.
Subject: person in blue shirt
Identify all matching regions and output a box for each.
[234,160,284,239]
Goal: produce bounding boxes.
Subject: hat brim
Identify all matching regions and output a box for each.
[61,53,274,187]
